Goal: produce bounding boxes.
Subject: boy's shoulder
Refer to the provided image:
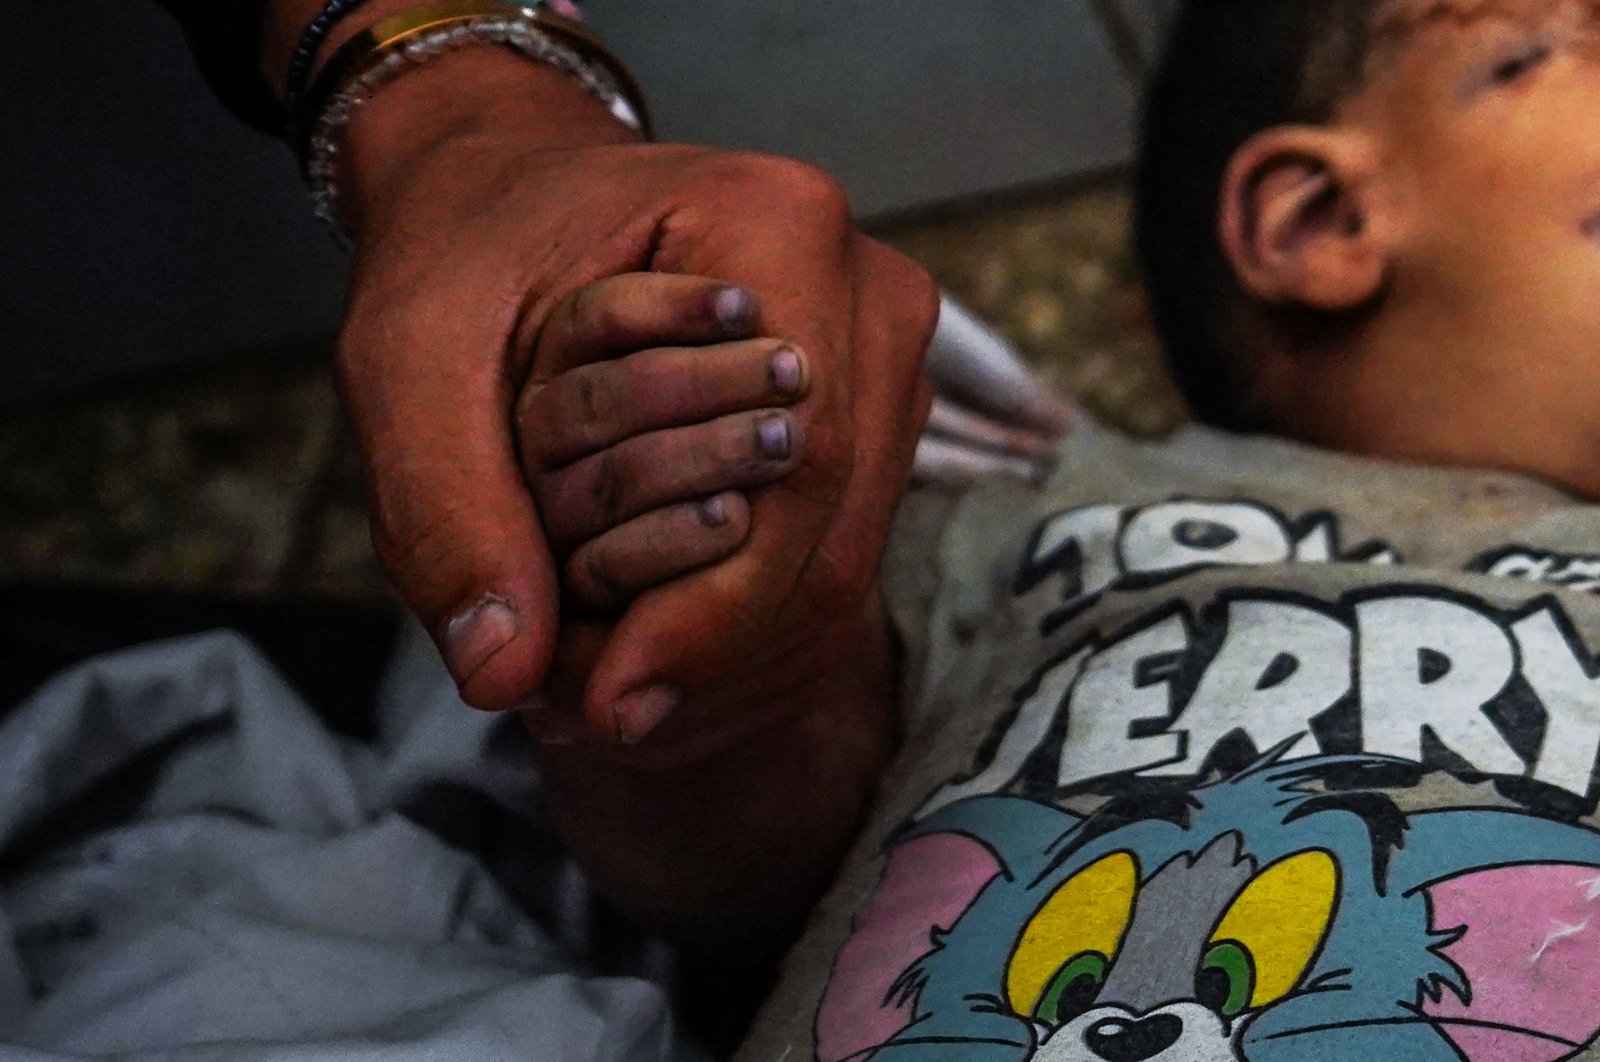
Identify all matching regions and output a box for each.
[948,422,1584,591]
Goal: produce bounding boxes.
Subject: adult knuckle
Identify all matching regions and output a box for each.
[904,259,941,332]
[725,153,851,220]
[899,264,942,346]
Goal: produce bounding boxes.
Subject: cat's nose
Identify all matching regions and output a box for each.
[1083,1013,1184,1061]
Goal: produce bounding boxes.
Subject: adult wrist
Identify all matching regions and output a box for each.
[334,43,641,234]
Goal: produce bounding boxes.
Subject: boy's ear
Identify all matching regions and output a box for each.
[1220,126,1389,311]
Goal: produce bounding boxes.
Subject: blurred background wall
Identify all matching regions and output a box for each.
[0,0,1174,406]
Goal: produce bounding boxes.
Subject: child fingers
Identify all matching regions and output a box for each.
[530,274,762,379]
[518,338,809,471]
[535,409,805,552]
[563,492,752,614]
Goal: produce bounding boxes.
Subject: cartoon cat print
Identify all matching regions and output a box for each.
[816,751,1600,1062]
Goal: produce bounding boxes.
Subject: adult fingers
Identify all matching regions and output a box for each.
[517,338,808,471]
[534,409,805,551]
[526,273,762,382]
[784,236,939,615]
[337,289,560,712]
[564,492,751,614]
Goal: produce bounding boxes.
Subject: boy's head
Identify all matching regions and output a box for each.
[1136,0,1600,496]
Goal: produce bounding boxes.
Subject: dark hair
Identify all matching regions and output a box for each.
[1134,0,1382,427]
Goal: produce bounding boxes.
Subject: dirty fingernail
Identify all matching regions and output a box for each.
[698,493,732,527]
[714,287,758,332]
[757,413,792,459]
[441,595,522,686]
[614,686,682,745]
[770,348,806,396]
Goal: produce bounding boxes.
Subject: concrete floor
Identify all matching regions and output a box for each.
[0,179,1186,603]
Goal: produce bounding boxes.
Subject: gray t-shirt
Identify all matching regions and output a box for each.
[738,424,1600,1062]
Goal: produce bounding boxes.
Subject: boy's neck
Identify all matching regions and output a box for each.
[1259,304,1600,503]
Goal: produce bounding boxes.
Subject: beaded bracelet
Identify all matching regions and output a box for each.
[283,0,589,146]
[302,1,649,237]
[282,0,373,146]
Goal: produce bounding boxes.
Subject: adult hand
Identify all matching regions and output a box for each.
[330,50,938,733]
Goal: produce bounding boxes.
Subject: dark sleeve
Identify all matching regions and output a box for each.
[152,0,591,136]
[154,0,284,133]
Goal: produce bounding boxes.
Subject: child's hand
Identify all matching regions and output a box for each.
[516,275,809,615]
[513,260,931,952]
[509,244,932,766]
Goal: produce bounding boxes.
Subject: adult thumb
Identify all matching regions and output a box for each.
[337,338,560,711]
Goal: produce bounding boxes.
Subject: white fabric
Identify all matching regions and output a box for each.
[0,628,704,1061]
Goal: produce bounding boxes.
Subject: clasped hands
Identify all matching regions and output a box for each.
[328,53,941,764]
[509,269,925,760]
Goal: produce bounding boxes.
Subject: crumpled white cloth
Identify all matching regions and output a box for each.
[0,627,705,1061]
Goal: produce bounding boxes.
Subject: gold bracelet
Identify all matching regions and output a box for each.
[298,0,652,162]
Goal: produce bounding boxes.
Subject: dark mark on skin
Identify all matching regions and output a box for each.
[1374,0,1600,41]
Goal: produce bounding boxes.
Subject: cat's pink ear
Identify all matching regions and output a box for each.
[1422,863,1600,1061]
[814,833,1001,1062]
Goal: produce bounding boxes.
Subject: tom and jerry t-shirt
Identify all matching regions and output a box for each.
[737,424,1600,1062]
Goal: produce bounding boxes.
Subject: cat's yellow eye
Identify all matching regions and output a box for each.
[1006,851,1138,1017]
[1203,850,1337,1012]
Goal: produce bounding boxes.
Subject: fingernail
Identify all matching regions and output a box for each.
[769,348,806,396]
[756,413,791,459]
[441,595,522,685]
[714,287,758,332]
[614,686,682,745]
[698,493,732,527]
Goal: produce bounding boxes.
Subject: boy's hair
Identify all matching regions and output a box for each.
[1134,0,1382,427]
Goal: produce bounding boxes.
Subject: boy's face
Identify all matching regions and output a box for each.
[1365,0,1600,304]
[1287,1,1600,489]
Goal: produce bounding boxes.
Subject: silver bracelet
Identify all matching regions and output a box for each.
[304,11,644,238]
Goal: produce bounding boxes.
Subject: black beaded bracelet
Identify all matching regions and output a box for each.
[282,0,375,145]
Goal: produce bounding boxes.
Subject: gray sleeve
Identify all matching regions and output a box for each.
[148,0,602,134]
